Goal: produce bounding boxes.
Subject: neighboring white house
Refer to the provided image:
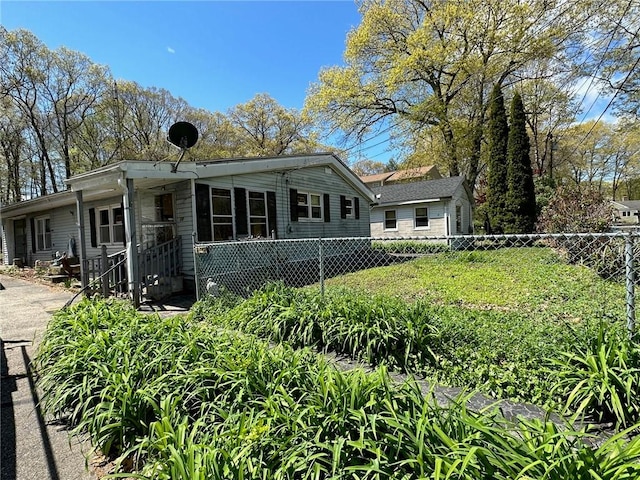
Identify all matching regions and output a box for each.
[369,176,474,237]
[0,153,375,299]
[612,200,640,225]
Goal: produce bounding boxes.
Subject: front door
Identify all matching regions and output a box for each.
[13,219,27,262]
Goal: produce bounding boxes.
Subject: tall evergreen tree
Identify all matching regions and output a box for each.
[506,92,536,233]
[485,84,509,233]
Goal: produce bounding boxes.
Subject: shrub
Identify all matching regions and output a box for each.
[536,184,613,233]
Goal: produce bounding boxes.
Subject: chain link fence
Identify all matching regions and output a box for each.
[194,233,639,336]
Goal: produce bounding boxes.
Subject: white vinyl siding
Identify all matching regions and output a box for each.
[371,203,447,237]
[194,167,370,240]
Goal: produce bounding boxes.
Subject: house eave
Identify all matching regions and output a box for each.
[372,197,449,208]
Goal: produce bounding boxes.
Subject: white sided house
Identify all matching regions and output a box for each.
[370,176,474,238]
[612,200,640,225]
[0,153,374,303]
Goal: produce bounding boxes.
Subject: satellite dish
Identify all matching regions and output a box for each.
[167,122,198,172]
[168,121,199,149]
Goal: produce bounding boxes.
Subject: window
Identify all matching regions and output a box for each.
[155,193,174,221]
[456,205,462,233]
[248,191,268,237]
[35,216,51,251]
[212,188,233,240]
[415,207,429,228]
[297,192,322,221]
[142,193,176,247]
[384,210,397,230]
[344,197,353,218]
[98,206,124,244]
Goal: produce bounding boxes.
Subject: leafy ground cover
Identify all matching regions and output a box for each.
[36,299,640,479]
[327,247,625,321]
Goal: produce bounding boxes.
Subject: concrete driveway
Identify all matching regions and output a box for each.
[1,274,95,480]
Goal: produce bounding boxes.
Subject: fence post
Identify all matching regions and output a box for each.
[193,233,200,301]
[319,238,325,296]
[101,245,109,298]
[625,232,636,338]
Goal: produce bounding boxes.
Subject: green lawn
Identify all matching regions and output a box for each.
[327,247,626,322]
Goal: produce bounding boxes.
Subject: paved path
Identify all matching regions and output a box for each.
[1,274,95,480]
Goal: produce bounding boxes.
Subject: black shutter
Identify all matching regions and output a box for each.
[195,183,212,242]
[340,195,347,219]
[234,188,248,237]
[354,197,360,219]
[289,188,298,222]
[89,208,97,248]
[267,191,277,238]
[30,217,36,253]
[323,194,331,223]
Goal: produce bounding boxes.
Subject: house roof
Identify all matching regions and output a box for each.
[371,176,467,206]
[1,153,376,218]
[612,200,640,210]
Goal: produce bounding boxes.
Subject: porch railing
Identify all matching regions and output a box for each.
[83,246,128,298]
[82,237,182,301]
[139,237,182,299]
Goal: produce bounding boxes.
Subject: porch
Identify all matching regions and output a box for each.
[81,237,183,304]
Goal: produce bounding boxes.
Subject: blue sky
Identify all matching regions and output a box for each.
[0,0,361,113]
[0,1,614,165]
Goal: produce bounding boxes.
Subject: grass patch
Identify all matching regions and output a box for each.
[326,247,625,320]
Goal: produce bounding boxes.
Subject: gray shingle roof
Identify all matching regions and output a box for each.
[371,176,466,205]
[614,200,640,210]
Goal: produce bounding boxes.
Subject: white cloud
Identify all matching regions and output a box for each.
[167,47,175,54]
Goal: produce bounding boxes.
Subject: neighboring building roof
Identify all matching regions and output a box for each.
[612,200,640,211]
[371,176,467,206]
[359,165,441,186]
[359,172,395,185]
[385,165,441,183]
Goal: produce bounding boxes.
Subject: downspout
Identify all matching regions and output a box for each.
[119,175,140,307]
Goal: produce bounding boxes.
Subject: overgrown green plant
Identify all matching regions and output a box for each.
[37,299,640,479]
[552,323,640,428]
[197,283,578,406]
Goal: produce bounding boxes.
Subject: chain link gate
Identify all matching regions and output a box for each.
[194,232,640,338]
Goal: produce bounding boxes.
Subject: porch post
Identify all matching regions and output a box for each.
[75,190,89,291]
[122,177,140,307]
